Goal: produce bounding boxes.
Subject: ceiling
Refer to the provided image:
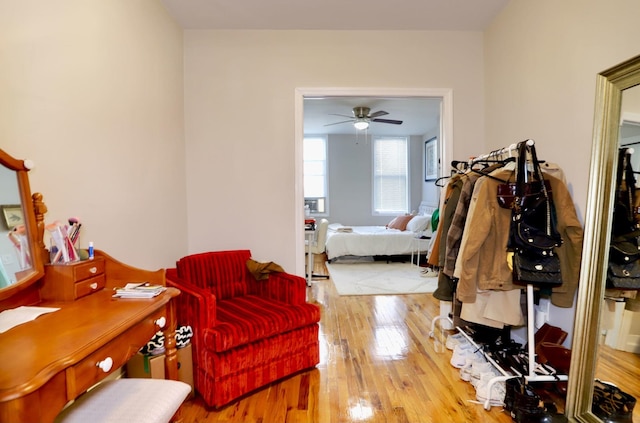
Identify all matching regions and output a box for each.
[159,0,509,137]
[304,97,441,136]
[160,0,510,31]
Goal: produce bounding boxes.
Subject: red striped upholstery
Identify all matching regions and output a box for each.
[176,250,252,300]
[167,250,321,408]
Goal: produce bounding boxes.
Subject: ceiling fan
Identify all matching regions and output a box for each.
[325,106,403,130]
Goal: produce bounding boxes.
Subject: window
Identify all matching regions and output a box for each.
[373,136,408,215]
[303,136,327,213]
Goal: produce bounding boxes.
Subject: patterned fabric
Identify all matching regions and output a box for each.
[198,328,319,408]
[176,250,253,300]
[167,250,321,408]
[139,325,194,356]
[203,295,321,352]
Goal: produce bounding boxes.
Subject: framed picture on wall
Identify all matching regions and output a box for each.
[424,137,438,181]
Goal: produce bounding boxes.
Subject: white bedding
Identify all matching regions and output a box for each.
[325,224,427,260]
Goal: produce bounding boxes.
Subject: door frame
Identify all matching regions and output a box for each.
[293,87,453,276]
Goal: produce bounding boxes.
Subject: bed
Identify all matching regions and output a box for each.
[325,204,437,261]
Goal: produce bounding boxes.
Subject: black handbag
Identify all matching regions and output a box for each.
[513,249,562,285]
[506,141,563,286]
[606,148,640,289]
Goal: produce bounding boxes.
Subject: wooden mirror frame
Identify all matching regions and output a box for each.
[565,54,640,422]
[0,149,46,307]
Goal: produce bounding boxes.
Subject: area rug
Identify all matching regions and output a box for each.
[326,261,438,296]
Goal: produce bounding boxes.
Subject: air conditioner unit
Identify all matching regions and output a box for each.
[304,197,326,214]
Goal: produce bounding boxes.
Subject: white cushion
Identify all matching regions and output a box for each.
[406,215,430,233]
[55,378,191,423]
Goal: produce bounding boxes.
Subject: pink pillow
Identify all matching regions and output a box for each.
[386,215,414,231]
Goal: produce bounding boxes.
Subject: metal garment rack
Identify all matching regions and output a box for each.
[429,139,567,410]
[469,139,531,163]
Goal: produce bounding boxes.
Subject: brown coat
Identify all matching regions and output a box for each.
[455,168,583,308]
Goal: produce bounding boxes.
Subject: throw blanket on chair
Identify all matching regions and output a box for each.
[246,259,285,280]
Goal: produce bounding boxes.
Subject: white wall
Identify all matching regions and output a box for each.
[0,0,186,269]
[484,0,640,344]
[324,134,424,227]
[485,0,640,216]
[183,30,486,274]
[8,0,636,284]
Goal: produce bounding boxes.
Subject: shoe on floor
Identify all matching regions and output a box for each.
[420,268,438,277]
[446,332,469,351]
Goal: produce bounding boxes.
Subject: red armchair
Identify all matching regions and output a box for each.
[166,250,321,408]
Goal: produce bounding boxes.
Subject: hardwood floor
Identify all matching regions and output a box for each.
[178,255,639,423]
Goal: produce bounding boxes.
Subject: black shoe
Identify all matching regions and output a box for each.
[592,380,635,423]
[511,380,567,423]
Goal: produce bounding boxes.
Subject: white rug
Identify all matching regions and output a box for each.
[326,261,438,296]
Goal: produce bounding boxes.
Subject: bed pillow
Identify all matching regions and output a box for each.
[386,214,414,231]
[406,215,430,233]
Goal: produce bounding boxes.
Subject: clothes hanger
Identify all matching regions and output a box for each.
[433,175,450,187]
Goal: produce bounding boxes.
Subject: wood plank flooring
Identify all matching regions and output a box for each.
[178,254,639,423]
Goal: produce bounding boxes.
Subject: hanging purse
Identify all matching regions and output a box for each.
[506,141,563,286]
[606,148,640,289]
[512,250,561,285]
[497,179,552,210]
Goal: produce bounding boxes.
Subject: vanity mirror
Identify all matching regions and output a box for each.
[566,54,640,422]
[0,148,45,307]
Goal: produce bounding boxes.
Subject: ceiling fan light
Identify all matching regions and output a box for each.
[354,120,369,130]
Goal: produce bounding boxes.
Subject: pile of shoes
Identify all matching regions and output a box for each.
[444,326,570,420]
[446,332,507,407]
[504,377,568,422]
[592,379,636,423]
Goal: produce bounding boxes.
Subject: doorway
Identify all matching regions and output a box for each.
[294,88,453,276]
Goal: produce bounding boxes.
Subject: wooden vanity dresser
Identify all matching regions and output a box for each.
[0,250,180,423]
[0,147,181,423]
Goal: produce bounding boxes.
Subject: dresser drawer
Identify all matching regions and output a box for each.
[66,307,168,399]
[75,274,106,300]
[72,259,105,281]
[41,258,106,301]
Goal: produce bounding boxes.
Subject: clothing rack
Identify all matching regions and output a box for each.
[448,143,523,173]
[430,139,568,410]
[469,139,534,165]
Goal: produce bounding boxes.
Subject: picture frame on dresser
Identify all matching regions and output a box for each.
[424,137,438,181]
[1,204,23,230]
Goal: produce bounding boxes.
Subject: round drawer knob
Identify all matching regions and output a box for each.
[96,357,113,373]
[155,317,166,329]
[89,283,98,290]
[89,267,97,274]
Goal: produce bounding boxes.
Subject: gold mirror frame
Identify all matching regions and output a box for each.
[0,149,45,304]
[565,54,640,422]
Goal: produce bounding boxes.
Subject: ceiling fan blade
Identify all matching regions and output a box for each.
[372,118,403,125]
[368,110,389,118]
[329,113,355,119]
[324,119,354,127]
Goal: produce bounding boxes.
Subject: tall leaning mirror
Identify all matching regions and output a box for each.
[0,148,45,306]
[566,54,640,422]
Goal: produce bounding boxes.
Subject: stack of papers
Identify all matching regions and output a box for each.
[113,282,166,299]
[0,306,60,333]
